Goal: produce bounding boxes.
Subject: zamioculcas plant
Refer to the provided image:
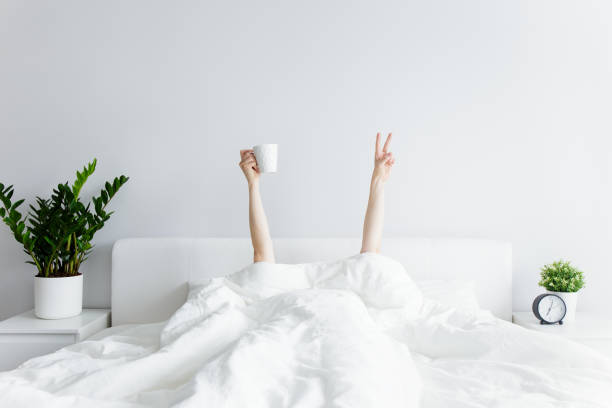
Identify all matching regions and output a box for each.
[0,159,128,277]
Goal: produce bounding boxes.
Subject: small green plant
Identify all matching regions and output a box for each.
[0,159,128,277]
[538,260,585,293]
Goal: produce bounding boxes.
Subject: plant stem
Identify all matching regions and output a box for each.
[27,249,42,275]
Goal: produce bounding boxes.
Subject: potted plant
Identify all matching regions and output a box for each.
[538,260,585,322]
[0,159,128,319]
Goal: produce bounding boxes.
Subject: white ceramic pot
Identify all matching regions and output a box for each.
[547,290,578,323]
[34,274,83,319]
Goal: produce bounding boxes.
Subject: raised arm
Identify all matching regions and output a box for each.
[239,149,275,263]
[361,133,395,254]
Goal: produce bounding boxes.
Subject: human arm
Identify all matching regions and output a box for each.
[360,133,395,254]
[239,149,275,263]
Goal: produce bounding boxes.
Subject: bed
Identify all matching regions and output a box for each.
[111,238,513,325]
[1,237,610,407]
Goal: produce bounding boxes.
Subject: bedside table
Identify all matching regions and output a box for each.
[512,311,612,359]
[0,308,110,371]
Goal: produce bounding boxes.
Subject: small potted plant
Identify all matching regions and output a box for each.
[538,260,585,322]
[0,159,128,319]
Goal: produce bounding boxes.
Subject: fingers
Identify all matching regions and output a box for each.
[239,149,256,164]
[239,153,258,171]
[380,151,394,166]
[383,133,392,153]
[386,152,395,166]
[240,149,254,160]
[375,132,392,155]
[239,156,256,167]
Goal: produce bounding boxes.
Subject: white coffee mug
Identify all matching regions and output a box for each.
[253,144,278,173]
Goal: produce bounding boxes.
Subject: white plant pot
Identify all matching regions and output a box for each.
[34,274,83,319]
[547,290,578,323]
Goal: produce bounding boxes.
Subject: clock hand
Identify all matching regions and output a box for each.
[546,300,553,316]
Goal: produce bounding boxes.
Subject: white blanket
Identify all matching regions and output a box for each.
[1,253,611,407]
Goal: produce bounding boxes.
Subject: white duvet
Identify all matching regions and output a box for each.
[1,253,611,407]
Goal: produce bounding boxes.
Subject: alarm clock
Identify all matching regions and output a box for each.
[532,294,567,325]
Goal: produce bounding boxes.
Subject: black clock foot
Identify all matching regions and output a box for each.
[540,320,544,325]
[559,320,563,325]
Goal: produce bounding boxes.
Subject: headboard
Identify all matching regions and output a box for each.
[111,238,512,326]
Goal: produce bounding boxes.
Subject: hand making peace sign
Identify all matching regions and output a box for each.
[373,132,394,182]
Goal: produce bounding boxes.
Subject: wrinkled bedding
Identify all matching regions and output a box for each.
[1,253,611,407]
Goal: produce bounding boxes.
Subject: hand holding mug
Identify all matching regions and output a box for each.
[239,149,260,185]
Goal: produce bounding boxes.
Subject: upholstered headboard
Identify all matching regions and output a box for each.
[111,238,512,326]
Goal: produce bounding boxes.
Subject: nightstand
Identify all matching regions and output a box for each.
[512,311,612,359]
[0,308,110,371]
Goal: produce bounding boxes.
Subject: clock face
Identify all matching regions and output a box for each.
[537,295,566,323]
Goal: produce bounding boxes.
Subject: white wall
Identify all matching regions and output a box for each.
[1,1,611,320]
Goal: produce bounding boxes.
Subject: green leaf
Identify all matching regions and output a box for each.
[93,197,102,214]
[0,184,13,209]
[11,199,25,210]
[72,158,97,198]
[10,209,21,221]
[43,236,56,248]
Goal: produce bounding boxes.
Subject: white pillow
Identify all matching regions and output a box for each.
[416,279,479,311]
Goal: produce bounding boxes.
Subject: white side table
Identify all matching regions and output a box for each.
[512,311,612,358]
[0,308,110,371]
